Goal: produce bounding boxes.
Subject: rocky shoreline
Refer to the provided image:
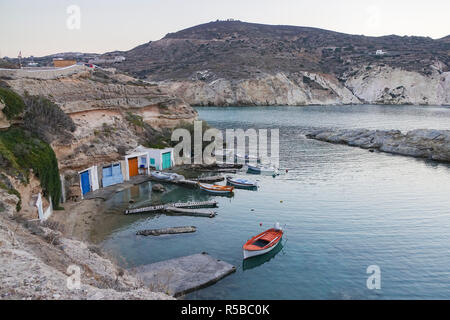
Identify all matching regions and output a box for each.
[304,128,450,163]
[0,188,173,300]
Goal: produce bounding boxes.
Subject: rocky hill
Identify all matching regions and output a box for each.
[110,20,450,106]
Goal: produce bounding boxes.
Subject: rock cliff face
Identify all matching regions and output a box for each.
[155,66,450,106]
[0,100,9,129]
[304,128,450,162]
[111,20,449,106]
[158,71,360,106]
[3,68,197,172]
[344,65,450,105]
[0,188,172,300]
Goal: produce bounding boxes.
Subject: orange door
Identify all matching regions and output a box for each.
[128,157,138,178]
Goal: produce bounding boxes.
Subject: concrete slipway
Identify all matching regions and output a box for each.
[129,253,236,297]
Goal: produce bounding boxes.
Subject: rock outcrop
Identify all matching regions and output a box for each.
[0,188,172,300]
[0,100,10,129]
[344,65,450,105]
[158,71,361,106]
[304,128,450,162]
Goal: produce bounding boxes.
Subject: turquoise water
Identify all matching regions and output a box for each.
[100,105,450,299]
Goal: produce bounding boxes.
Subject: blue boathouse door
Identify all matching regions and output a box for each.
[80,171,91,195]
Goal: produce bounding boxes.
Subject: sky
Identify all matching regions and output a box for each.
[0,0,449,57]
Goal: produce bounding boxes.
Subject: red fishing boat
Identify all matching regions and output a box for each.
[243,223,283,259]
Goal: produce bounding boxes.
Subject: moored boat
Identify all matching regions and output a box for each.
[226,176,258,188]
[243,223,283,259]
[247,164,278,175]
[198,182,234,195]
[151,171,183,181]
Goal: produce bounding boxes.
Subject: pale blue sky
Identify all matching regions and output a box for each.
[0,0,449,57]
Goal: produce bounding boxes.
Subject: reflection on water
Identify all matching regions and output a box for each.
[99,105,450,299]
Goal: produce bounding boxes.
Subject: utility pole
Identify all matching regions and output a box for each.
[18,51,22,68]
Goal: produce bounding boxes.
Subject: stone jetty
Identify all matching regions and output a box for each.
[304,128,450,162]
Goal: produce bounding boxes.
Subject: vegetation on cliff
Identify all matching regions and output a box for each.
[0,86,26,119]
[0,90,74,209]
[125,111,173,149]
[0,127,62,208]
[22,94,76,144]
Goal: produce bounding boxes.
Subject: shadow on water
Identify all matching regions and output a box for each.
[242,241,284,271]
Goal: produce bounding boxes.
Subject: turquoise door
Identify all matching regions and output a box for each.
[162,152,171,169]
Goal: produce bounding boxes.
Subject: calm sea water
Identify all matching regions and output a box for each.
[99,105,450,299]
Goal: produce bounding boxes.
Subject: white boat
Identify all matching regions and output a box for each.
[247,164,278,175]
[243,223,283,259]
[151,171,183,181]
[226,176,258,188]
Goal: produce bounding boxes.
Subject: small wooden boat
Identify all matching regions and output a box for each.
[226,176,258,188]
[198,182,234,195]
[243,224,283,259]
[247,164,278,175]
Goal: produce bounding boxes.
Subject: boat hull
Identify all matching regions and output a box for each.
[242,228,283,260]
[198,183,234,195]
[151,172,171,180]
[243,240,282,259]
[226,177,257,188]
[247,165,277,175]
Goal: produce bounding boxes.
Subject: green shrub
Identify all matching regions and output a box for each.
[0,128,62,208]
[0,87,26,119]
[125,112,145,127]
[22,94,75,143]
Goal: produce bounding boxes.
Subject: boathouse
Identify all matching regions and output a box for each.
[101,161,125,187]
[133,145,174,170]
[78,165,100,198]
[124,149,150,181]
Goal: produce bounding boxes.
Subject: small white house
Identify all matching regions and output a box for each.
[134,145,175,171]
[375,50,386,55]
[124,150,150,181]
[78,165,100,198]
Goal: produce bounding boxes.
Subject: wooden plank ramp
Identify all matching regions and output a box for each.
[124,200,218,215]
[129,253,236,297]
[165,207,217,218]
[137,226,196,236]
[192,175,225,183]
[172,200,218,209]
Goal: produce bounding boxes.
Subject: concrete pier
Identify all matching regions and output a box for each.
[130,253,236,297]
